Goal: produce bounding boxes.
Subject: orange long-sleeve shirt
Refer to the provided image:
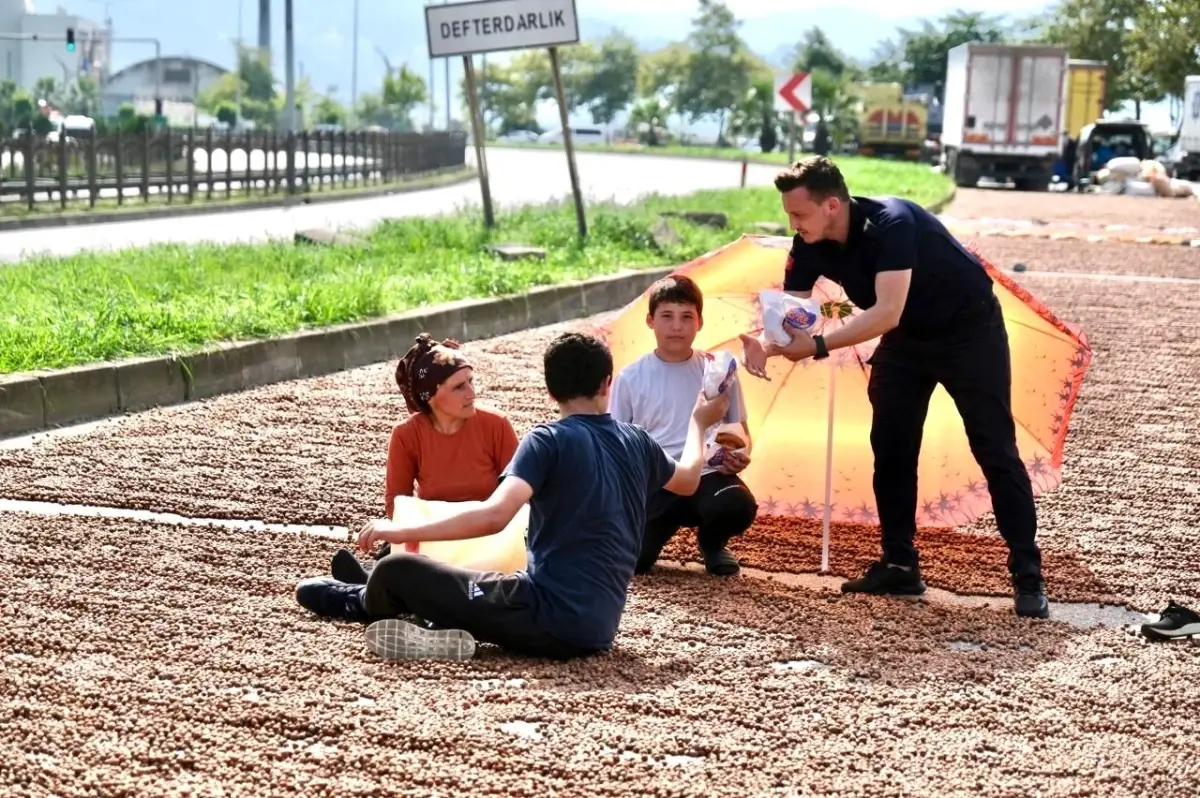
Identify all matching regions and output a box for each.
[385,406,520,517]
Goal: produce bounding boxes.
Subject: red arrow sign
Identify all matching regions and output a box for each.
[776,72,812,113]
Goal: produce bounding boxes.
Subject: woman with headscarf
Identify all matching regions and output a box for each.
[329,333,519,583]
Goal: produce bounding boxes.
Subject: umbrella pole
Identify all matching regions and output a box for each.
[821,357,837,573]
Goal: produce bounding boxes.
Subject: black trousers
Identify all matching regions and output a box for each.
[636,471,759,573]
[363,552,598,660]
[866,296,1042,580]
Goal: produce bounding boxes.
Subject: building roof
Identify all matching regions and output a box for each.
[108,56,230,82]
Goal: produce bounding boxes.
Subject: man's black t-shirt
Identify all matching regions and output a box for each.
[783,196,996,339]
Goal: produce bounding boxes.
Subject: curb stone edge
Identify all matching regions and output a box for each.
[0,185,956,440]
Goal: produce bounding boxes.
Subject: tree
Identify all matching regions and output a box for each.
[1127,0,1199,109]
[313,88,346,126]
[1036,0,1160,114]
[574,32,639,125]
[62,75,99,116]
[637,42,692,127]
[382,65,427,129]
[875,11,1011,92]
[675,0,754,143]
[627,98,670,145]
[790,27,850,79]
[725,78,779,151]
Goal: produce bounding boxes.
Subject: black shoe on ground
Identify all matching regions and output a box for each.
[1013,576,1050,619]
[702,547,741,577]
[331,549,370,585]
[1142,600,1200,641]
[841,561,927,596]
[295,577,370,622]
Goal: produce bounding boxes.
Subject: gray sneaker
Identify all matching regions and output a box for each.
[364,618,477,661]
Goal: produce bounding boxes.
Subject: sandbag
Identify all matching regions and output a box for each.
[393,495,529,574]
[1139,159,1168,180]
[1105,156,1142,177]
[1125,179,1158,197]
[1169,178,1195,198]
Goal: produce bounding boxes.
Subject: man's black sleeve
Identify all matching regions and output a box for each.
[782,238,820,292]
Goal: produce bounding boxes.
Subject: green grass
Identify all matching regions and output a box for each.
[0,159,951,374]
[491,140,919,166]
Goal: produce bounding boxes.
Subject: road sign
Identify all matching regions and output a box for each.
[775,72,812,114]
[425,0,580,59]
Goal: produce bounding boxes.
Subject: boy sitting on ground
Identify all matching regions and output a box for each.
[610,275,759,577]
[295,331,729,661]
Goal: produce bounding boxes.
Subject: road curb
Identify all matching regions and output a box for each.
[0,188,957,441]
[0,266,675,440]
[0,167,476,232]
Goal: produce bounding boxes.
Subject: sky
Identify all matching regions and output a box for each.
[42,0,1178,133]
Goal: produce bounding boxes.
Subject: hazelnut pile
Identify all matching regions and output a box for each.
[4,510,1199,796]
[946,187,1200,234]
[0,196,1198,794]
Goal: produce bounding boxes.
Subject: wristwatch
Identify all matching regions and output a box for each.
[812,334,829,360]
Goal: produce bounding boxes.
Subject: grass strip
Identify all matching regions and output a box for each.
[0,156,950,374]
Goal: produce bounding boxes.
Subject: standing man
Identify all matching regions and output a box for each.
[740,156,1048,619]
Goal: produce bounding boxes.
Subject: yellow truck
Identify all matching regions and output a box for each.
[853,81,928,160]
[1064,60,1107,141]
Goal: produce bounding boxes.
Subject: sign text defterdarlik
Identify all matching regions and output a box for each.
[425,0,580,58]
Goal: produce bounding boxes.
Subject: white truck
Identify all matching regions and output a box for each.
[1168,75,1200,181]
[941,42,1069,191]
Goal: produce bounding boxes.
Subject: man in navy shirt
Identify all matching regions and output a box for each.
[740,156,1049,619]
[296,332,731,659]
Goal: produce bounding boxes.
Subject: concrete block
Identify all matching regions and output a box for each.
[116,356,188,412]
[461,295,530,341]
[580,269,671,316]
[525,283,587,328]
[182,338,299,401]
[39,363,120,427]
[0,374,46,438]
[237,338,301,391]
[380,313,430,361]
[293,328,349,377]
[416,304,467,343]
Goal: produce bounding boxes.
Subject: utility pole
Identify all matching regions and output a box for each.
[284,0,295,198]
[350,0,359,127]
[234,0,242,127]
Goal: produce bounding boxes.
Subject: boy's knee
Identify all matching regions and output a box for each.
[715,485,759,531]
[370,550,421,580]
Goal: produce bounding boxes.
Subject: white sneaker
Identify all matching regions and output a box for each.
[364,618,476,661]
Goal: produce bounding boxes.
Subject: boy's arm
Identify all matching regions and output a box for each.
[660,407,709,496]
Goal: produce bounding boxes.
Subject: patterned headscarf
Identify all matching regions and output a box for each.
[395,333,471,414]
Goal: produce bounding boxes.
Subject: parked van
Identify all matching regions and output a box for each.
[538,127,606,145]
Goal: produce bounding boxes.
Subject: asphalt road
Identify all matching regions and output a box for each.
[0,148,781,262]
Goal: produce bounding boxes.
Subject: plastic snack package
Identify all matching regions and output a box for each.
[701,350,738,400]
[760,289,822,346]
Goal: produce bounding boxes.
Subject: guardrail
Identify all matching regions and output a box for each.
[0,129,468,209]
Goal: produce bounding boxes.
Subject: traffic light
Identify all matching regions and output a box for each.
[66,27,75,52]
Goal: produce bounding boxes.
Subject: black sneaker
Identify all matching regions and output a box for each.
[331,549,370,585]
[295,577,370,622]
[702,547,741,577]
[841,561,927,596]
[1013,576,1050,619]
[1142,601,1200,641]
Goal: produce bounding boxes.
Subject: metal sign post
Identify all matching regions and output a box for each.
[424,0,581,232]
[462,54,495,227]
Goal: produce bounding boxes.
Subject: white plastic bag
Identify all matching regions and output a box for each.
[760,289,822,346]
[701,350,738,400]
[704,425,748,469]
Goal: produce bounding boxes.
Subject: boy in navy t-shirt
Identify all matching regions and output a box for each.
[296,331,729,661]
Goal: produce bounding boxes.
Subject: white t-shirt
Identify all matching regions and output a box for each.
[609,350,747,475]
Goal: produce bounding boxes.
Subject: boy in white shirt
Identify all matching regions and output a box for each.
[610,275,759,576]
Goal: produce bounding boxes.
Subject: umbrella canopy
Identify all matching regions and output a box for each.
[600,234,1092,540]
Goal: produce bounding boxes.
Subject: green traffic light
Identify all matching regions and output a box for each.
[66,43,75,51]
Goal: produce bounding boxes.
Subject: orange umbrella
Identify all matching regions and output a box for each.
[598,235,1093,571]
